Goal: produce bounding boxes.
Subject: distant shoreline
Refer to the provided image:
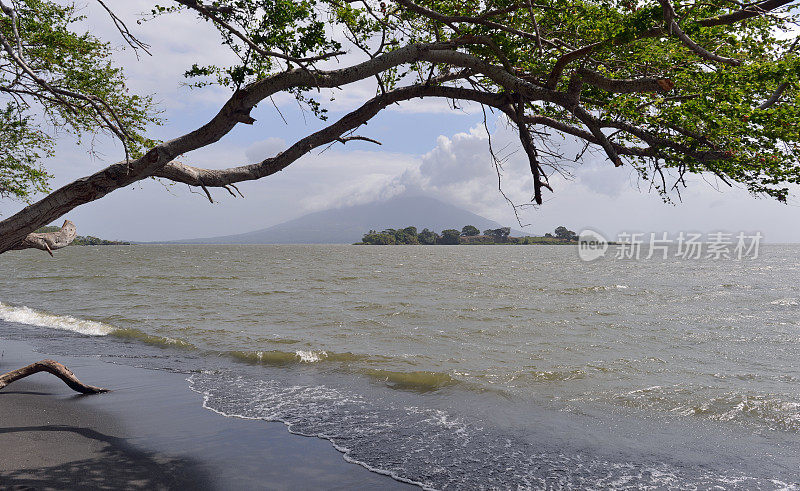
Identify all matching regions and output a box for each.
[355,239,578,246]
[356,225,582,246]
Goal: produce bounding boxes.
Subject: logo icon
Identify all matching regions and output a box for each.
[578,229,608,261]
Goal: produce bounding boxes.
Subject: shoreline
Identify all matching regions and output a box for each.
[0,337,416,490]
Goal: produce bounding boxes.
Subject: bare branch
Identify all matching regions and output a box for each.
[95,0,151,57]
[337,135,382,145]
[10,220,77,255]
[512,94,544,204]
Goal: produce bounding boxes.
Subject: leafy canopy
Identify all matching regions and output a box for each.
[0,0,157,202]
[2,0,799,210]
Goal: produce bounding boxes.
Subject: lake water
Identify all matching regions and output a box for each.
[1,244,799,488]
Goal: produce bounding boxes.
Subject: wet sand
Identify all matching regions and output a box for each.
[0,338,415,490]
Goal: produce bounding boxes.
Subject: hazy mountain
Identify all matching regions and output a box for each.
[170,195,527,244]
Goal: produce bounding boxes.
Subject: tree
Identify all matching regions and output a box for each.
[2,0,800,390]
[461,225,480,236]
[484,227,511,243]
[395,226,420,244]
[439,229,461,245]
[418,228,438,245]
[360,231,396,244]
[554,226,578,241]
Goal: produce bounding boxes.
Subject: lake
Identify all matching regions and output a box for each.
[2,244,799,488]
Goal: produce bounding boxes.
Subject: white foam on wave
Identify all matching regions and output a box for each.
[187,371,794,489]
[0,301,113,336]
[295,350,327,362]
[770,297,799,306]
[185,373,435,490]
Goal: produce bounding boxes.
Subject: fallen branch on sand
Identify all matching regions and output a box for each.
[0,359,108,394]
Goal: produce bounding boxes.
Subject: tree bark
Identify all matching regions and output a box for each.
[0,359,108,394]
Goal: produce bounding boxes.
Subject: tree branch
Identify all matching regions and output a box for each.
[659,0,742,66]
[575,68,675,94]
[759,81,790,109]
[545,28,664,89]
[0,41,465,252]
[153,85,512,188]
[10,220,76,256]
[513,95,544,204]
[697,0,795,27]
[394,0,547,43]
[154,83,663,194]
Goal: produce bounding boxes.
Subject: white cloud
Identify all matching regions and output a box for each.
[318,118,800,241]
[290,150,420,211]
[389,98,484,115]
[358,120,535,224]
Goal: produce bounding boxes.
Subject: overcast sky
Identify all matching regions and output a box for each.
[2,2,800,242]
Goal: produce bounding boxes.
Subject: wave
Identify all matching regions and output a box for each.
[611,385,800,433]
[227,350,466,393]
[228,349,370,366]
[682,393,800,432]
[0,301,113,336]
[242,289,296,296]
[361,369,458,392]
[561,284,630,294]
[523,368,587,383]
[770,297,799,307]
[0,301,196,350]
[0,302,460,394]
[110,328,196,350]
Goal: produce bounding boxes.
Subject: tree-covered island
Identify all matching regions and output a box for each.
[357,226,579,245]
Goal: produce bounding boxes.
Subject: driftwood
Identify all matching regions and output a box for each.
[0,359,108,394]
[10,220,77,256]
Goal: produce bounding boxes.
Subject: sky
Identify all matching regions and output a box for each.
[2,1,800,242]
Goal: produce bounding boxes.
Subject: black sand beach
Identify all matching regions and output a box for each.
[0,338,415,490]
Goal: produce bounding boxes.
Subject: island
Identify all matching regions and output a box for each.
[356,226,579,245]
